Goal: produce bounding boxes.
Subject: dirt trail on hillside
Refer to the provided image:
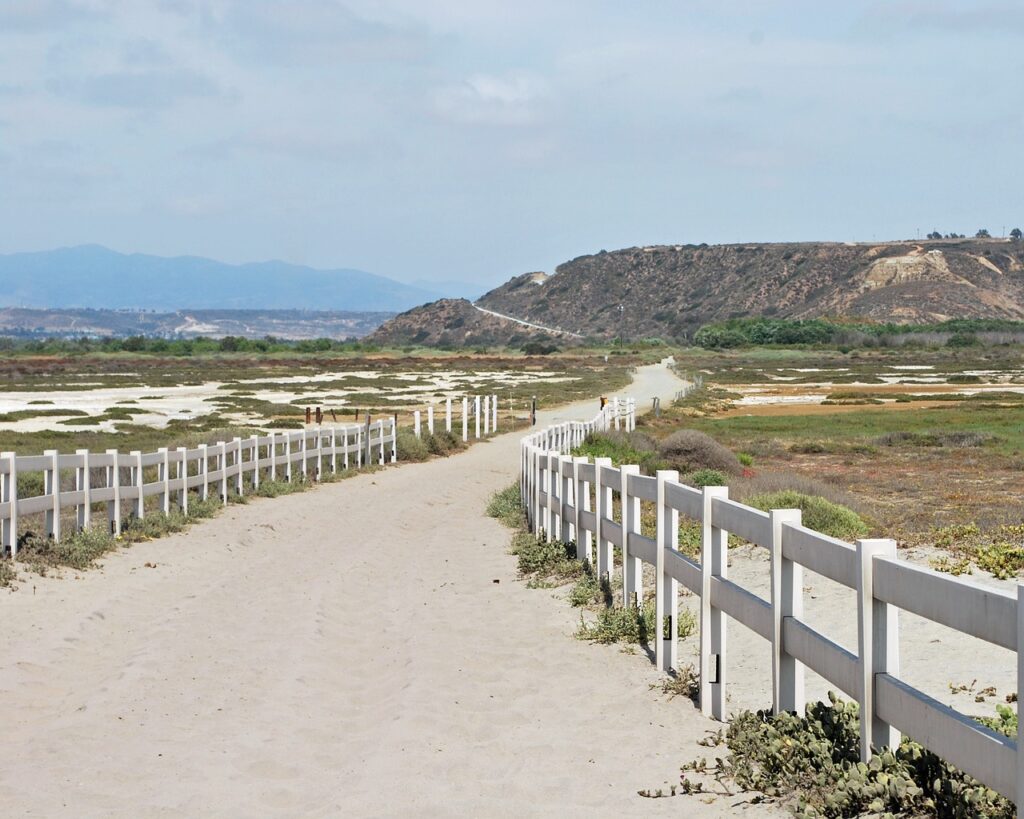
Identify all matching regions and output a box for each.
[0,361,780,817]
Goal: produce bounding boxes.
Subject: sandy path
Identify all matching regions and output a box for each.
[0,361,780,818]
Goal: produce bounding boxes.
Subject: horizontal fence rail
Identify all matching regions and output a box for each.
[1,419,398,557]
[520,400,1024,806]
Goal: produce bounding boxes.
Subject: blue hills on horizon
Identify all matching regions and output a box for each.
[0,244,477,312]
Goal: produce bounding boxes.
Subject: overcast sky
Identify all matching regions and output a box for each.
[0,1,1021,289]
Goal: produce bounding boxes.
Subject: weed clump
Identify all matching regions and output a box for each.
[486,483,523,529]
[929,522,1024,579]
[576,604,695,645]
[657,429,742,476]
[681,693,1015,818]
[254,479,309,498]
[511,531,581,581]
[747,490,869,541]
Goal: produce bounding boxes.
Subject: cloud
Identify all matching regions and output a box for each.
[49,67,225,109]
[857,2,1024,36]
[432,72,550,127]
[211,0,432,63]
[0,0,105,32]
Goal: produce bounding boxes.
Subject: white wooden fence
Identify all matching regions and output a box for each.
[1,420,397,558]
[412,394,500,441]
[521,402,1024,805]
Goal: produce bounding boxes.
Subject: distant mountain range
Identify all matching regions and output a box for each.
[370,238,1024,346]
[0,245,469,312]
[0,307,392,340]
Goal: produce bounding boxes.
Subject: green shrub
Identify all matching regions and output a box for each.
[396,428,430,461]
[686,468,728,488]
[574,431,661,472]
[18,527,117,571]
[947,332,980,347]
[747,490,869,541]
[0,558,17,587]
[568,572,604,607]
[658,429,742,475]
[577,603,696,645]
[737,452,754,467]
[682,693,1015,817]
[511,531,581,581]
[486,483,523,528]
[253,479,309,499]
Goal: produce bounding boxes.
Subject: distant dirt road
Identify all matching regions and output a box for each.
[0,361,780,818]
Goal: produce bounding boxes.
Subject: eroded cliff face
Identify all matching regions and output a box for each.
[372,240,1024,345]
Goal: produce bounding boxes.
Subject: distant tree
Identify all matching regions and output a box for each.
[1011,228,1022,241]
[976,228,991,238]
[927,231,942,240]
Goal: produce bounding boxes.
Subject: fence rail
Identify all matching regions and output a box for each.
[1,419,398,558]
[520,403,1024,806]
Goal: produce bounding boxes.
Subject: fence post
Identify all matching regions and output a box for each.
[378,420,385,464]
[364,416,372,466]
[613,396,620,431]
[462,397,469,442]
[857,538,900,761]
[44,449,61,541]
[475,396,481,439]
[76,449,91,531]
[298,431,307,481]
[342,428,350,471]
[492,394,498,431]
[390,417,398,462]
[158,447,170,514]
[251,436,261,490]
[176,447,188,514]
[314,427,323,480]
[215,442,226,504]
[700,485,729,719]
[446,397,452,433]
[619,464,642,608]
[1,452,17,558]
[771,507,804,714]
[559,454,574,544]
[547,450,561,541]
[536,448,544,536]
[1018,584,1024,809]
[356,425,363,468]
[484,396,491,434]
[329,428,338,474]
[427,405,434,435]
[232,438,244,496]
[106,449,121,535]
[593,457,613,580]
[284,435,294,482]
[196,443,208,499]
[656,470,680,672]
[132,450,145,519]
[267,433,277,481]
[572,456,588,561]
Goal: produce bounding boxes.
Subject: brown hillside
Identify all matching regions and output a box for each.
[374,239,1024,345]
[482,239,1024,337]
[368,298,562,348]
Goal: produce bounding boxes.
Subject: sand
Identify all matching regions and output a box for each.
[0,361,782,817]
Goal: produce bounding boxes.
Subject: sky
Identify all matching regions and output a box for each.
[0,1,1021,291]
